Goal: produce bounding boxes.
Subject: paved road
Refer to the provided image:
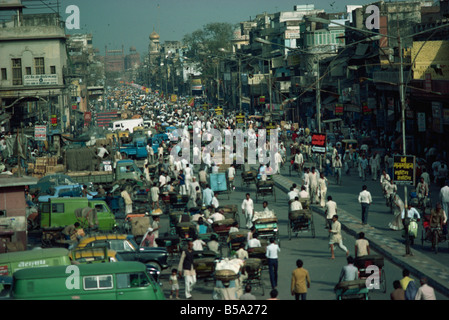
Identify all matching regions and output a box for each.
[155,162,449,300]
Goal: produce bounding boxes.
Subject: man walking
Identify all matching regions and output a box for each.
[290,259,310,301]
[439,182,449,217]
[266,237,280,290]
[241,193,255,229]
[178,240,197,299]
[358,185,372,225]
[329,215,349,259]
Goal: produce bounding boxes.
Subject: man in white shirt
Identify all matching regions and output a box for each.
[287,187,298,202]
[211,193,220,209]
[298,186,309,199]
[97,145,109,159]
[290,197,303,212]
[227,164,236,190]
[358,185,372,225]
[309,167,319,204]
[209,210,225,223]
[325,196,337,229]
[242,193,255,229]
[266,237,280,289]
[247,233,261,248]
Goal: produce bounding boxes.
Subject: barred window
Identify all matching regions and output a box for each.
[12,59,22,85]
[35,57,45,75]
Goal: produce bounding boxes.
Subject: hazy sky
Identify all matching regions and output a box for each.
[51,0,377,56]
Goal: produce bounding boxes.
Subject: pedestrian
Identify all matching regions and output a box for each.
[82,185,93,198]
[309,167,319,204]
[202,184,214,207]
[354,232,370,258]
[318,173,328,207]
[120,187,133,215]
[370,152,381,181]
[401,204,421,245]
[329,215,349,259]
[241,193,254,229]
[439,182,449,217]
[266,237,280,290]
[400,269,418,300]
[324,195,337,230]
[415,277,436,300]
[290,259,310,301]
[267,289,280,300]
[169,268,180,299]
[150,183,160,209]
[359,154,369,181]
[178,241,197,299]
[358,185,372,225]
[390,280,406,300]
[240,284,257,300]
[338,256,359,282]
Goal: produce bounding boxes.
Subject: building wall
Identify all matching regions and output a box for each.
[412,40,449,80]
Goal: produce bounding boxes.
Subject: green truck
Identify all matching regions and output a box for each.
[11,261,165,300]
[39,197,117,232]
[66,160,143,187]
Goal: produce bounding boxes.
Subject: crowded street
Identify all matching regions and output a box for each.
[1,0,449,304]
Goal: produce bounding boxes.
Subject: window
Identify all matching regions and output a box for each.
[83,275,113,290]
[1,68,6,80]
[34,57,45,75]
[50,66,56,74]
[51,203,64,213]
[108,240,134,252]
[116,272,150,289]
[12,58,22,85]
[25,67,31,75]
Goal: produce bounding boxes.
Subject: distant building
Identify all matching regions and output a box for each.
[105,45,125,74]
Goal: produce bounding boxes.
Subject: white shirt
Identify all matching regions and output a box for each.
[247,238,261,248]
[288,190,298,201]
[266,243,280,259]
[358,190,372,204]
[211,196,219,209]
[440,186,449,203]
[299,190,309,199]
[325,200,337,219]
[290,200,303,211]
[228,166,235,179]
[401,207,421,220]
[242,198,254,213]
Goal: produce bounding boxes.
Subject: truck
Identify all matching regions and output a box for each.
[39,197,117,232]
[11,261,165,300]
[119,136,148,159]
[109,118,144,134]
[66,160,143,189]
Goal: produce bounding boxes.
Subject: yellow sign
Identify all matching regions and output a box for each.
[171,94,178,102]
[215,107,223,115]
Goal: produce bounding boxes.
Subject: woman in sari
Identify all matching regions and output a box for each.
[389,194,404,230]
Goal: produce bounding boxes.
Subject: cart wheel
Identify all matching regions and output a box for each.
[381,268,387,293]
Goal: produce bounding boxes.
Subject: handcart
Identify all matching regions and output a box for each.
[218,204,240,225]
[334,279,369,300]
[212,218,236,244]
[354,254,386,293]
[255,180,276,202]
[248,239,268,268]
[241,170,257,188]
[288,209,315,239]
[243,258,264,296]
[194,256,218,280]
[168,210,189,235]
[176,221,197,240]
[210,172,230,200]
[421,211,448,254]
[228,231,247,254]
[155,235,181,264]
[253,210,280,246]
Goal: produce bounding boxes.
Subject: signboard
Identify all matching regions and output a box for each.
[393,155,415,185]
[215,107,223,115]
[235,113,245,125]
[24,74,58,86]
[335,104,344,116]
[84,112,92,123]
[51,115,57,127]
[311,133,327,154]
[34,125,47,141]
[265,122,276,135]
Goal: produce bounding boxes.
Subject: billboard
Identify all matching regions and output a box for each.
[393,155,415,185]
[311,133,327,154]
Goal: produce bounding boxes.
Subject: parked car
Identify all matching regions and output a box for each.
[74,234,169,271]
[37,184,97,202]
